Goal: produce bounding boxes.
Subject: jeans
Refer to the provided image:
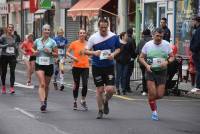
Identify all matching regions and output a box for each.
[115,63,128,92]
[193,55,200,88]
[125,60,134,91]
[140,64,147,93]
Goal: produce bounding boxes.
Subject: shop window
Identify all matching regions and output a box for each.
[144,3,157,32]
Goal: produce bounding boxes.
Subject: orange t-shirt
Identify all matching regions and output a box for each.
[21,40,34,56]
[68,40,89,68]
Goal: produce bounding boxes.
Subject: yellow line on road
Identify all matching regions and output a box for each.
[113,94,136,101]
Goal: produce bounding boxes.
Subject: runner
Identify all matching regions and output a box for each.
[19,33,35,86]
[66,29,89,111]
[0,24,20,94]
[85,18,120,119]
[139,28,174,120]
[33,24,57,112]
[53,27,68,91]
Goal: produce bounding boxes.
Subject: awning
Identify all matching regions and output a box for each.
[67,0,110,18]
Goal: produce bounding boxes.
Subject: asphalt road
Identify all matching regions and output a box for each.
[0,63,200,134]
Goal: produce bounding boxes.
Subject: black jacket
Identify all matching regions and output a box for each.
[162,26,171,42]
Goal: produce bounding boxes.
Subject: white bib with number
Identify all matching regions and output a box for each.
[152,58,165,66]
[58,49,64,55]
[22,55,30,61]
[6,47,15,54]
[100,49,111,60]
[39,57,50,65]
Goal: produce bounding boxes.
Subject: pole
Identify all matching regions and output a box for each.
[173,0,177,45]
[21,0,24,41]
[135,0,141,45]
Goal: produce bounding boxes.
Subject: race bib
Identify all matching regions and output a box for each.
[22,55,30,61]
[6,47,15,54]
[152,58,165,67]
[100,49,111,60]
[58,49,64,55]
[39,57,50,65]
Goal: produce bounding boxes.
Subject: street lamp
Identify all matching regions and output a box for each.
[21,0,24,41]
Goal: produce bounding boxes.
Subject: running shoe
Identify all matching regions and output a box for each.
[103,101,109,114]
[96,110,103,119]
[142,92,147,96]
[60,85,64,91]
[73,102,78,110]
[53,82,58,90]
[40,104,47,113]
[1,86,6,94]
[80,101,88,111]
[151,111,159,121]
[10,87,15,94]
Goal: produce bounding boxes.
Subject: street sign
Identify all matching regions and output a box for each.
[40,0,52,9]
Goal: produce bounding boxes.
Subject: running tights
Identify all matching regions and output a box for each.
[1,55,17,87]
[72,67,89,99]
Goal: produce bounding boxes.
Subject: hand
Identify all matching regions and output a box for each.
[44,48,51,54]
[160,61,168,68]
[146,64,152,72]
[107,53,115,60]
[34,50,39,56]
[93,50,101,57]
[73,57,79,62]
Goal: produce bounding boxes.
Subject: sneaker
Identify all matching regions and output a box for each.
[53,82,58,90]
[151,111,159,121]
[80,101,88,111]
[190,88,200,93]
[122,91,126,95]
[26,81,31,86]
[1,86,6,94]
[60,85,64,91]
[103,101,109,115]
[96,110,103,119]
[40,105,47,113]
[142,92,147,96]
[73,102,78,110]
[10,87,15,94]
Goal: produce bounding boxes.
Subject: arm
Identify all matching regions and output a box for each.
[19,43,27,55]
[0,37,8,48]
[108,48,120,60]
[139,52,152,72]
[66,47,78,62]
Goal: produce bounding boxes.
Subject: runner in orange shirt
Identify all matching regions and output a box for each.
[20,33,36,86]
[66,29,89,110]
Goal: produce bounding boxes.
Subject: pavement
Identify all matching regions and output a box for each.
[17,59,200,99]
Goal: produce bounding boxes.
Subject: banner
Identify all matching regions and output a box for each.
[30,0,38,13]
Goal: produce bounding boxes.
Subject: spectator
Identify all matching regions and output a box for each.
[136,29,152,96]
[160,17,171,42]
[125,28,137,93]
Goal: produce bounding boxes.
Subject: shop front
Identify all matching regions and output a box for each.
[175,0,199,55]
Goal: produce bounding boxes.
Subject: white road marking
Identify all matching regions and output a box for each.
[14,107,36,119]
[14,82,34,89]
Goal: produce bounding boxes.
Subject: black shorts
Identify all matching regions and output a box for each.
[92,65,115,87]
[29,56,36,61]
[35,63,54,77]
[145,70,167,85]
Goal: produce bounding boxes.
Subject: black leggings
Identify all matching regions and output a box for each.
[1,55,17,87]
[72,67,89,99]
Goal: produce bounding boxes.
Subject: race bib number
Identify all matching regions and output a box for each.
[58,49,64,55]
[152,58,165,67]
[100,49,111,60]
[22,55,30,61]
[39,57,50,65]
[6,47,15,54]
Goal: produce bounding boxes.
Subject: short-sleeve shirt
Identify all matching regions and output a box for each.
[34,37,57,65]
[142,40,172,71]
[53,36,68,59]
[68,40,89,68]
[87,31,120,67]
[21,40,34,56]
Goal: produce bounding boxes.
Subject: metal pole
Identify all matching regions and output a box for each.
[173,0,177,45]
[21,0,24,41]
[135,0,141,45]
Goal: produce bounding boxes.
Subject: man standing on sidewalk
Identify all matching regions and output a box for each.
[160,17,171,43]
[190,16,200,93]
[85,18,120,119]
